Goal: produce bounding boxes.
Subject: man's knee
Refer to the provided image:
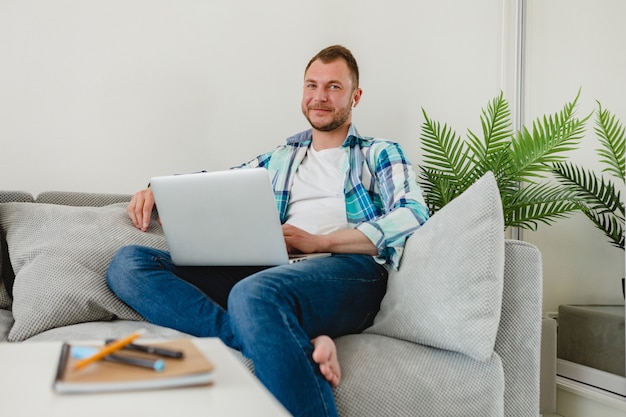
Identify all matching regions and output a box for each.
[227,278,256,310]
[106,245,151,293]
[228,276,285,316]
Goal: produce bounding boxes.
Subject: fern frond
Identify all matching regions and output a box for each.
[466,92,514,177]
[553,161,625,249]
[502,182,581,230]
[553,161,624,217]
[580,205,625,249]
[419,169,464,214]
[595,102,625,181]
[509,91,589,181]
[466,93,512,159]
[419,108,475,187]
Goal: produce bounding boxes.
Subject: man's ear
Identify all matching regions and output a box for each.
[352,88,363,108]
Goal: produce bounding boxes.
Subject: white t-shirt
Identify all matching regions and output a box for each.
[285,146,349,235]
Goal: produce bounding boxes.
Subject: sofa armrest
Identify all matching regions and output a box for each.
[496,240,543,417]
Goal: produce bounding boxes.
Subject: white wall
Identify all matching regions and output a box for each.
[0,0,505,195]
[523,0,626,313]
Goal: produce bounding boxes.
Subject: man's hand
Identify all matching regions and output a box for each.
[282,224,378,256]
[282,224,324,254]
[128,188,157,232]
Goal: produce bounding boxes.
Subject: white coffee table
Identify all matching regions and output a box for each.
[0,338,291,417]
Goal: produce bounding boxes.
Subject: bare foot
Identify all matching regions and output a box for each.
[311,335,341,387]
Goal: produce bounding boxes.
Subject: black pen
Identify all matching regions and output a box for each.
[105,339,185,359]
[105,354,165,372]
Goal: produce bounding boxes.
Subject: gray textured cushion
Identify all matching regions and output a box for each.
[333,333,504,416]
[366,172,505,361]
[26,320,189,342]
[0,309,13,342]
[0,192,35,310]
[0,234,11,310]
[0,202,167,341]
[0,282,9,310]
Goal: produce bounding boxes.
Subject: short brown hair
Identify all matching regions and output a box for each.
[305,45,359,88]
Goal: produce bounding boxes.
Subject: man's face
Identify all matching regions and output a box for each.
[302,59,361,132]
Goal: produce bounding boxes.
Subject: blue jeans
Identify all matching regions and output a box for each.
[106,245,388,417]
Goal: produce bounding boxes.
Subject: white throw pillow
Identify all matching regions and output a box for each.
[366,172,505,362]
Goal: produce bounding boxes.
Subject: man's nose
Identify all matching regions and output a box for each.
[313,89,328,103]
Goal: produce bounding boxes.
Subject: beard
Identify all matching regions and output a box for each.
[303,102,352,132]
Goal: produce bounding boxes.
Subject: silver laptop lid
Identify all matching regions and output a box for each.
[150,168,290,266]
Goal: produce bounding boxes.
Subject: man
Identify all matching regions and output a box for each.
[107,45,429,417]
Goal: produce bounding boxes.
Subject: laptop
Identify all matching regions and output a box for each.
[150,168,331,266]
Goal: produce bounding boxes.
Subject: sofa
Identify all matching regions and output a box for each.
[0,172,543,416]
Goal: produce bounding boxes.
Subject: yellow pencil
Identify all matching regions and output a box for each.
[73,331,144,370]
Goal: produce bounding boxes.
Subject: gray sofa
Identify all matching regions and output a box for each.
[0,172,543,416]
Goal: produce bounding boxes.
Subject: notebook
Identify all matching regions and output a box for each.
[150,168,331,266]
[53,339,214,394]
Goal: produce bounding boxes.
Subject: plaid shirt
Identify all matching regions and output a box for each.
[240,125,429,269]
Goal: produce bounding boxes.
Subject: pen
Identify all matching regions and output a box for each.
[105,339,185,359]
[56,343,71,381]
[73,331,143,370]
[105,354,165,372]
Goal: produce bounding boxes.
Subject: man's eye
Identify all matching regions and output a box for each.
[329,85,341,90]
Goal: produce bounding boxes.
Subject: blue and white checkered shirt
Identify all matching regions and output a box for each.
[240,124,429,269]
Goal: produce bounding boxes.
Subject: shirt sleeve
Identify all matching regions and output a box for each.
[355,142,429,269]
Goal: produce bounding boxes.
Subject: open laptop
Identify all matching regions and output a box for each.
[150,168,331,266]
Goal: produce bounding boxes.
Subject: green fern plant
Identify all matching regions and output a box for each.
[552,103,625,250]
[418,91,590,230]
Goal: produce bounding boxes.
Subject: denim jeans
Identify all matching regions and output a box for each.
[106,245,388,417]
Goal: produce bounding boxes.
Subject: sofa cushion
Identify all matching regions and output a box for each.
[0,309,13,342]
[333,333,504,416]
[0,202,167,341]
[0,234,11,310]
[366,172,504,361]
[0,191,35,309]
[25,319,190,342]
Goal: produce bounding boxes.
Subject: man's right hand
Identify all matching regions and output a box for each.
[128,188,156,232]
